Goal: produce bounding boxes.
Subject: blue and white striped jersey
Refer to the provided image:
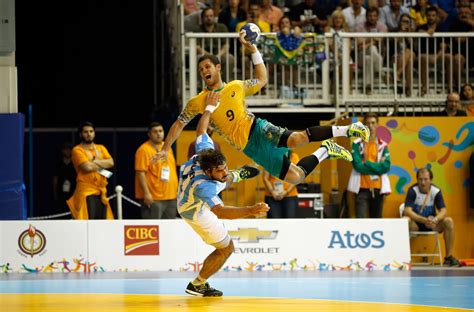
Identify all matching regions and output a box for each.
[178,133,226,220]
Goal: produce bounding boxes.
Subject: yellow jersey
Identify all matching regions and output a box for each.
[178,80,261,150]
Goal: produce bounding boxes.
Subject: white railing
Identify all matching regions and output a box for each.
[181,30,474,115]
[335,32,474,114]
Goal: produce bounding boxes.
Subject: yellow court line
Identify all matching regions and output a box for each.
[0,294,467,312]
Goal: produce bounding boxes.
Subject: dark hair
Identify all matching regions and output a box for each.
[363,112,379,124]
[198,148,226,172]
[460,83,473,101]
[198,54,221,66]
[416,167,433,179]
[78,121,95,133]
[366,7,379,16]
[426,6,438,14]
[201,7,213,20]
[148,121,163,132]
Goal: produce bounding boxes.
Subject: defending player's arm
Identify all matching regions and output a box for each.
[197,92,220,136]
[211,202,270,219]
[239,34,267,94]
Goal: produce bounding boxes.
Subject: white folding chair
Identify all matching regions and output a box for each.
[399,204,443,266]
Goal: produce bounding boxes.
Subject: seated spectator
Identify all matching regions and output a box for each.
[448,5,473,91]
[198,7,236,81]
[347,113,391,218]
[325,9,353,91]
[289,0,328,33]
[183,0,200,15]
[218,0,247,32]
[410,0,430,27]
[260,0,284,31]
[379,0,410,32]
[342,0,366,32]
[460,83,474,116]
[402,168,461,266]
[417,6,452,96]
[393,13,416,96]
[263,150,300,218]
[434,92,467,116]
[355,7,388,93]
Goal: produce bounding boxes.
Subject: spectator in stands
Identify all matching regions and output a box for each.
[355,7,388,94]
[67,122,115,220]
[394,13,416,96]
[342,0,366,32]
[417,6,451,96]
[236,2,271,34]
[263,150,300,218]
[197,8,236,81]
[429,0,456,23]
[218,0,247,32]
[448,5,473,91]
[135,122,178,219]
[410,0,430,27]
[188,127,221,158]
[325,9,353,92]
[53,142,76,219]
[183,0,200,15]
[348,113,391,218]
[380,0,410,32]
[289,0,328,33]
[439,0,472,30]
[260,0,284,31]
[435,92,467,116]
[461,83,474,116]
[402,167,461,266]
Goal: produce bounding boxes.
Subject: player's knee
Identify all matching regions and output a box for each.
[284,165,305,185]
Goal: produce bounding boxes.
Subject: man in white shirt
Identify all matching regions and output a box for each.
[342,0,366,32]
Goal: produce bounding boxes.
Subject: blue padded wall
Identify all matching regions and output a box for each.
[0,113,26,219]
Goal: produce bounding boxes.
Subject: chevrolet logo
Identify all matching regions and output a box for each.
[228,228,278,243]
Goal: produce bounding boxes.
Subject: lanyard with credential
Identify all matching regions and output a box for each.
[419,188,431,214]
[81,143,101,161]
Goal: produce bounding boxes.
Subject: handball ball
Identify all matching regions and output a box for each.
[240,23,261,44]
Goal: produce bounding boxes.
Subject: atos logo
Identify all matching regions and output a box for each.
[328,230,385,249]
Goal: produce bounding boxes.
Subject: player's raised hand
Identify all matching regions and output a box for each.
[206,90,221,108]
[239,31,258,54]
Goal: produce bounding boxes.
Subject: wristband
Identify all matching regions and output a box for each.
[251,51,264,65]
[205,105,218,113]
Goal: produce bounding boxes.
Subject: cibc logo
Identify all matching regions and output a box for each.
[327,230,385,249]
[124,226,159,256]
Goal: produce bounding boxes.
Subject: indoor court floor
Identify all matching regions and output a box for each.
[1,269,473,311]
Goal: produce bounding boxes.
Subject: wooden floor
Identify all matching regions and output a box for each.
[1,270,473,311]
[0,294,466,312]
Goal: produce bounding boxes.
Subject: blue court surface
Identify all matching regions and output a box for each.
[1,269,473,310]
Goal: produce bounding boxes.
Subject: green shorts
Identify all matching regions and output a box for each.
[243,118,290,179]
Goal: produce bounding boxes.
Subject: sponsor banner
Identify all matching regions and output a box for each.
[87,220,202,272]
[221,219,410,271]
[0,221,88,273]
[0,219,410,272]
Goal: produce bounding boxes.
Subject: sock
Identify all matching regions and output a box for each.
[296,155,319,177]
[192,275,207,286]
[305,126,333,142]
[332,125,349,137]
[313,147,329,162]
